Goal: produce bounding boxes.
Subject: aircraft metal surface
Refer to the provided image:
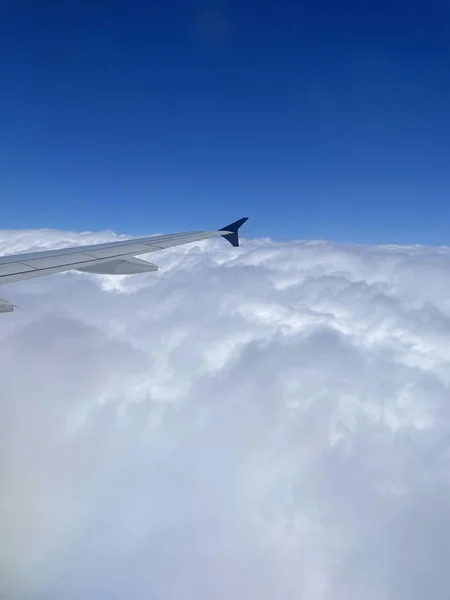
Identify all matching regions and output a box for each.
[0,217,248,312]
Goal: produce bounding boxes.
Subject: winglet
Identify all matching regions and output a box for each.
[219,217,248,247]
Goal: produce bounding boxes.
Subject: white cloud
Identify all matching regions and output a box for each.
[1,229,450,599]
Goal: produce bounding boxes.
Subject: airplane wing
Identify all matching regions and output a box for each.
[0,217,248,312]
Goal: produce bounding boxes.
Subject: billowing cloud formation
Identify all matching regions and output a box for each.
[1,229,450,599]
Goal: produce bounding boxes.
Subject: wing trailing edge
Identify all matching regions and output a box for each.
[77,256,159,275]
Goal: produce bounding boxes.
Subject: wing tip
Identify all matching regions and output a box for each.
[219,217,249,247]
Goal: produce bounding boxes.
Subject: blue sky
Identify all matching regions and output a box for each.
[1,0,449,244]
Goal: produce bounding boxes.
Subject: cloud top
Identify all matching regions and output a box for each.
[1,229,450,599]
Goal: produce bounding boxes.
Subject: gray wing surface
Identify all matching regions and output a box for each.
[0,218,248,312]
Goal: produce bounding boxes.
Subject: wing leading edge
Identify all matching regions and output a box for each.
[0,218,248,310]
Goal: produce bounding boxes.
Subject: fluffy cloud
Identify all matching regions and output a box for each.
[1,228,450,599]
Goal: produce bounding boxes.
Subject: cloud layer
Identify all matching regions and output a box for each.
[1,229,450,599]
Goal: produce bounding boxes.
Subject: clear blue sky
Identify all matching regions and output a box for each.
[1,0,449,244]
